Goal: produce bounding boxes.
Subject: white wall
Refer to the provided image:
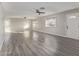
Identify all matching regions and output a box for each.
[33,8,79,39]
[0,3,5,50]
[56,13,67,36]
[33,13,67,37]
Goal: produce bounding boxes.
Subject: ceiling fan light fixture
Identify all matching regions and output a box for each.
[40,7,45,10]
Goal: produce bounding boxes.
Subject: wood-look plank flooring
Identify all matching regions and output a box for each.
[0,31,79,56]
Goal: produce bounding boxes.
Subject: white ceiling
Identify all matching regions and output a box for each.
[2,2,79,17]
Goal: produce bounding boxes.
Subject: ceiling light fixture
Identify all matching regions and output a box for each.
[40,7,45,10]
[24,17,26,19]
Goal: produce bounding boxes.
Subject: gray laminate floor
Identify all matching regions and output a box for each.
[0,31,79,56]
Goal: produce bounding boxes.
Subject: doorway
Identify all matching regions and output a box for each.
[66,14,79,39]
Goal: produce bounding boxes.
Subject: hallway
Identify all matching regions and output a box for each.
[0,2,79,56]
[0,31,79,56]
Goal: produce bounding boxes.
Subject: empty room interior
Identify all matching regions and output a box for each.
[1,2,79,56]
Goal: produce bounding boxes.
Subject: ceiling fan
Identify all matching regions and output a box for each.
[35,7,45,15]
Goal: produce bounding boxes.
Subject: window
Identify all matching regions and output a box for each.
[33,20,39,28]
[45,17,56,27]
[5,20,11,32]
[24,20,30,29]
